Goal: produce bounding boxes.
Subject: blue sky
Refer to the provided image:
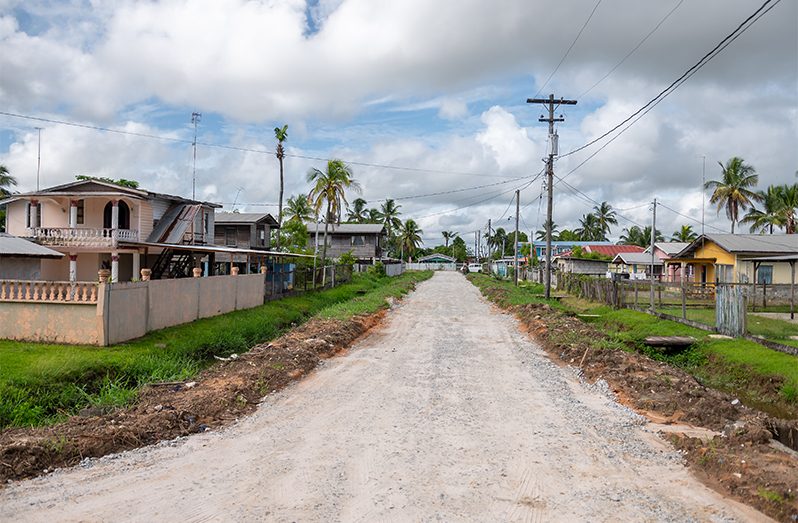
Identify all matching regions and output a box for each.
[1,0,796,245]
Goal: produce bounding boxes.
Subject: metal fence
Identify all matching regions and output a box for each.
[265,264,353,300]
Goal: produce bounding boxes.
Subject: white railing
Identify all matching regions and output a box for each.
[32,227,139,247]
[0,280,99,303]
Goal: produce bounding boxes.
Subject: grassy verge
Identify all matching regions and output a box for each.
[468,273,798,419]
[658,306,798,343]
[0,271,432,429]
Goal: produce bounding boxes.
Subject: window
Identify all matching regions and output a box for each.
[25,202,42,228]
[225,228,237,246]
[757,265,773,285]
[76,200,85,225]
[351,235,366,246]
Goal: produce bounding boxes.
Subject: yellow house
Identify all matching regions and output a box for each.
[665,234,798,284]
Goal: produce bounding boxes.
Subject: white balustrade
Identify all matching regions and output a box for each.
[32,227,139,247]
[0,280,99,303]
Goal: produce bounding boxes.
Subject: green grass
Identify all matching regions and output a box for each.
[659,306,798,342]
[0,271,432,429]
[467,274,798,418]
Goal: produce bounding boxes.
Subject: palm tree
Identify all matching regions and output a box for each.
[377,199,403,238]
[592,201,618,238]
[284,194,314,223]
[399,219,423,261]
[307,159,361,268]
[0,164,16,195]
[489,228,508,256]
[366,208,382,224]
[274,124,288,251]
[346,198,368,223]
[576,213,604,241]
[535,220,558,241]
[671,224,698,242]
[776,183,798,234]
[741,185,786,234]
[705,157,762,233]
[619,225,662,247]
[441,230,456,248]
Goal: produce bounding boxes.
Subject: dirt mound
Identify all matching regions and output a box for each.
[0,313,383,483]
[491,298,798,522]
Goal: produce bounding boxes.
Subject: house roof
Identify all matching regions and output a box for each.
[612,252,663,266]
[531,241,614,247]
[306,223,386,234]
[651,242,690,255]
[0,179,221,208]
[215,212,279,227]
[418,253,456,263]
[676,234,798,257]
[585,245,645,257]
[0,233,64,258]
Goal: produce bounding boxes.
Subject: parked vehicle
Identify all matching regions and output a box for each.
[467,263,482,273]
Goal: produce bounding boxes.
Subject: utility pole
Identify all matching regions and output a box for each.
[528,94,577,298]
[474,231,478,265]
[191,112,202,200]
[514,189,520,287]
[650,198,657,311]
[35,127,42,191]
[487,219,492,261]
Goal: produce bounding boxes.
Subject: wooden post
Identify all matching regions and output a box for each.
[681,279,687,319]
[634,283,638,308]
[791,261,795,320]
[763,281,767,310]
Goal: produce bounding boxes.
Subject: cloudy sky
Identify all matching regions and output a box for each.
[1,0,796,246]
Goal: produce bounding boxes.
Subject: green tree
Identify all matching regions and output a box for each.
[0,165,15,233]
[75,175,139,189]
[557,229,580,241]
[576,213,604,241]
[274,124,288,251]
[441,230,456,248]
[366,208,382,224]
[705,157,762,234]
[592,201,618,239]
[275,219,310,253]
[284,194,314,223]
[535,220,558,242]
[346,198,369,223]
[451,235,468,263]
[377,199,402,238]
[619,225,662,247]
[307,159,361,268]
[776,183,798,234]
[398,219,423,261]
[671,224,698,242]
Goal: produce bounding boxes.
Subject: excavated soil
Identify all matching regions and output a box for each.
[478,284,798,522]
[0,312,384,484]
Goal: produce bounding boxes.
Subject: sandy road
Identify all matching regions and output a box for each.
[1,272,768,522]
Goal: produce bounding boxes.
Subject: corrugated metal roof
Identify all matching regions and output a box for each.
[586,245,645,256]
[613,252,663,265]
[215,212,278,226]
[677,234,798,257]
[0,234,64,258]
[654,242,690,255]
[418,253,456,262]
[307,223,385,234]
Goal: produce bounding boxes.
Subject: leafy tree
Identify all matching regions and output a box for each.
[619,225,662,247]
[671,224,698,242]
[398,219,423,261]
[274,124,288,251]
[284,194,314,223]
[275,219,310,253]
[75,175,139,189]
[592,201,617,238]
[557,229,581,241]
[705,157,762,233]
[346,198,369,223]
[307,159,361,268]
[451,235,468,263]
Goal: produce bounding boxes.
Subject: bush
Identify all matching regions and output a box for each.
[337,250,357,268]
[368,261,386,277]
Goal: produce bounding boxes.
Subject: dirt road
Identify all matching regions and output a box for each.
[1,272,768,522]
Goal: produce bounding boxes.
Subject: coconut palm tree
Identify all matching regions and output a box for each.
[741,185,786,234]
[441,230,456,248]
[284,194,314,223]
[576,213,604,241]
[0,164,16,195]
[399,219,423,261]
[535,220,558,241]
[274,125,288,250]
[619,225,661,247]
[346,198,368,223]
[307,159,361,268]
[671,224,698,242]
[776,183,798,234]
[592,201,618,238]
[377,199,403,238]
[705,157,762,233]
[366,208,382,224]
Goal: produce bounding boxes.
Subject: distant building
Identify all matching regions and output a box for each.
[307,223,387,261]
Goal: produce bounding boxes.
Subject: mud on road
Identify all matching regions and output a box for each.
[0,272,769,521]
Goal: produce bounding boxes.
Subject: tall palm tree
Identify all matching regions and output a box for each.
[366,208,381,224]
[576,213,604,241]
[0,164,16,195]
[441,230,456,248]
[489,228,508,256]
[671,224,698,242]
[535,220,558,241]
[741,185,786,234]
[399,219,423,261]
[346,198,368,223]
[619,225,662,247]
[776,183,798,234]
[592,201,618,238]
[274,124,288,251]
[284,194,314,223]
[705,157,762,233]
[307,159,361,268]
[377,199,403,238]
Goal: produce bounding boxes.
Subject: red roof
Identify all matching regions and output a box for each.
[585,245,645,256]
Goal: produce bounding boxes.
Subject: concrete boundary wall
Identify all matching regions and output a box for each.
[0,300,102,345]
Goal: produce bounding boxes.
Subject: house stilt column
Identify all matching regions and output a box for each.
[111,199,119,247]
[28,199,39,232]
[132,251,140,281]
[70,200,78,228]
[111,252,119,283]
[69,254,77,282]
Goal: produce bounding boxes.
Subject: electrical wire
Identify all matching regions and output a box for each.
[578,0,684,99]
[532,0,603,99]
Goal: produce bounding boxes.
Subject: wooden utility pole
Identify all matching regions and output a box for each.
[514,189,520,287]
[650,198,657,311]
[487,219,492,261]
[528,94,577,298]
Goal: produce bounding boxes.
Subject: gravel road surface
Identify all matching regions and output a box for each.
[0,272,768,522]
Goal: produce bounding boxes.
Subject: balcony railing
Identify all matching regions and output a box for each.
[32,227,139,247]
[0,280,99,303]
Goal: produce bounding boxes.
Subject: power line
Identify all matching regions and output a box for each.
[578,0,684,98]
[0,110,519,180]
[532,0,603,99]
[415,179,536,221]
[560,0,781,160]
